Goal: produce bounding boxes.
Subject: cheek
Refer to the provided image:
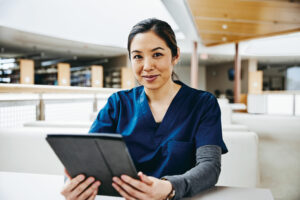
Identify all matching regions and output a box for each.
[132,63,142,76]
[159,60,173,76]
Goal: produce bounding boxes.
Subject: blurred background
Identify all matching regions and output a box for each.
[0,1,299,200]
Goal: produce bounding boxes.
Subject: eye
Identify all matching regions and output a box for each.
[153,52,163,58]
[133,55,142,60]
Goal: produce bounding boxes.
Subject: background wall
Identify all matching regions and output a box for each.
[206,60,249,95]
[174,65,206,90]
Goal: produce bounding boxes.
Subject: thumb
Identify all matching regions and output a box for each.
[64,168,72,180]
[138,171,153,185]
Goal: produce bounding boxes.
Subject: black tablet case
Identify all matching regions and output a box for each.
[46,133,138,197]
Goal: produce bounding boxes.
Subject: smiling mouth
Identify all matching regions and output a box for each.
[142,75,159,82]
[142,75,159,78]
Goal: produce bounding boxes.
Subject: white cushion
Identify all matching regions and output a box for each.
[0,127,88,175]
[218,131,259,188]
[24,121,92,129]
[222,124,248,131]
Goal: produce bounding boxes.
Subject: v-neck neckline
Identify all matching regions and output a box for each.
[140,81,185,127]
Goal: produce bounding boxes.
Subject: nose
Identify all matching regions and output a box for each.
[143,57,154,71]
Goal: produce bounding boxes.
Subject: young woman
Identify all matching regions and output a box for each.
[61,18,227,200]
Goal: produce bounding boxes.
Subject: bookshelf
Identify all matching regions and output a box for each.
[104,67,135,89]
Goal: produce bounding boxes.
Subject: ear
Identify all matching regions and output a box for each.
[172,47,180,65]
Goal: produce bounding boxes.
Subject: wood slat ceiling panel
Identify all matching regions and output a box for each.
[187,0,300,46]
[196,19,299,35]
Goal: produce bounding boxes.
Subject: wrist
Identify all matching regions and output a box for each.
[161,178,175,200]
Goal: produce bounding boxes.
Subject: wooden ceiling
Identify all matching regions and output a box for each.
[186,0,300,46]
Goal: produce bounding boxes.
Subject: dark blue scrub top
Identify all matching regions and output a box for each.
[89,81,228,178]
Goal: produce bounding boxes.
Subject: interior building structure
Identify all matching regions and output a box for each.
[0,0,300,200]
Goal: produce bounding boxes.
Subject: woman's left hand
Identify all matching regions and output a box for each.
[112,171,172,200]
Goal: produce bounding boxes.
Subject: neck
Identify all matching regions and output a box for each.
[144,78,180,103]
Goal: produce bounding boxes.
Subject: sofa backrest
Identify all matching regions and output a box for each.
[0,128,259,188]
[0,127,88,175]
[218,131,259,188]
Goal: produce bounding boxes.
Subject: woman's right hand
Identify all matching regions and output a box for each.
[61,169,101,200]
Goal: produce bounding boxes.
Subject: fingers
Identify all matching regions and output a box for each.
[78,181,100,200]
[138,172,153,185]
[112,182,136,200]
[64,168,72,180]
[71,177,96,198]
[87,190,98,200]
[61,174,85,195]
[112,177,147,200]
[121,174,150,193]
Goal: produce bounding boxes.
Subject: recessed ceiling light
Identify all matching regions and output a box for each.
[222,24,228,29]
[222,37,227,41]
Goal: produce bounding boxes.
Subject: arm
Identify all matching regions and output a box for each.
[112,145,221,200]
[163,145,222,199]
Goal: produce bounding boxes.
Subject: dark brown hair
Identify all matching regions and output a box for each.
[127,18,179,80]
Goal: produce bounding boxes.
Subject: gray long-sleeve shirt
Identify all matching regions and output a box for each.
[163,145,222,200]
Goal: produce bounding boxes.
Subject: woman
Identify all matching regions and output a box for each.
[61,18,228,200]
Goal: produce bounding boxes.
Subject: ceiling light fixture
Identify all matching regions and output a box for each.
[222,24,228,29]
[222,37,227,41]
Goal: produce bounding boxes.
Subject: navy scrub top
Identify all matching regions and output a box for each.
[89,81,228,178]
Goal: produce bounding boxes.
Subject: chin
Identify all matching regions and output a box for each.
[141,81,162,90]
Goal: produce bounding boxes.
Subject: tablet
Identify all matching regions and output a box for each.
[46,133,138,197]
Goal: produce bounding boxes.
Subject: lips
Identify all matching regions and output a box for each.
[142,75,159,82]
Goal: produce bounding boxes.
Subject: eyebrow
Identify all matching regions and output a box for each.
[151,47,165,52]
[131,47,165,54]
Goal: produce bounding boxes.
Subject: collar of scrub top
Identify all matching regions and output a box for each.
[138,80,187,146]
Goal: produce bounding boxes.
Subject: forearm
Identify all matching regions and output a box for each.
[163,145,221,200]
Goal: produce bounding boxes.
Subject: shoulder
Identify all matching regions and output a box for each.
[181,83,216,104]
[108,85,144,104]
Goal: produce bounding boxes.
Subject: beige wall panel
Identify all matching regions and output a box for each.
[248,71,263,94]
[57,63,70,86]
[91,65,103,88]
[20,59,34,84]
[121,67,135,89]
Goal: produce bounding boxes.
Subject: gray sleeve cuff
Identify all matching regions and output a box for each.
[162,145,222,199]
[162,174,187,200]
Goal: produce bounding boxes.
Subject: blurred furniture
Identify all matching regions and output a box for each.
[0,171,273,200]
[218,98,232,125]
[247,92,300,115]
[232,113,300,200]
[186,186,273,200]
[0,127,87,175]
[0,84,117,128]
[0,127,259,188]
[20,59,34,84]
[57,63,70,86]
[104,67,135,89]
[121,67,135,89]
[222,124,248,131]
[248,71,263,94]
[23,121,92,129]
[91,65,103,88]
[217,131,259,188]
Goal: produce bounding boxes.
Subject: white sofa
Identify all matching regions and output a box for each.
[232,113,300,200]
[24,120,249,132]
[218,131,259,188]
[23,121,92,129]
[0,127,259,188]
[0,127,88,175]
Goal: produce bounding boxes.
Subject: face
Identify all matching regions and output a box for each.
[129,31,179,90]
